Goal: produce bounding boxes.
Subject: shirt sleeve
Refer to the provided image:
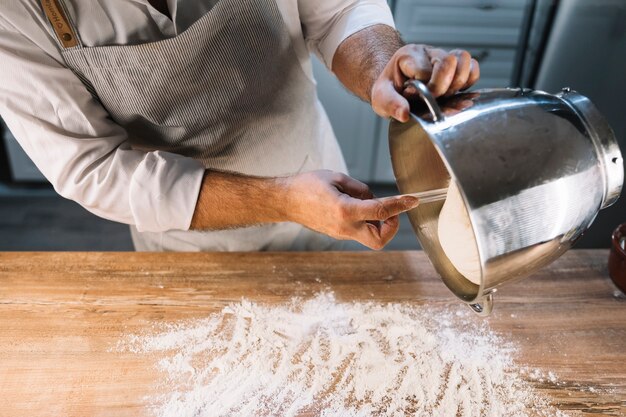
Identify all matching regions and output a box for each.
[298,0,395,69]
[0,19,205,233]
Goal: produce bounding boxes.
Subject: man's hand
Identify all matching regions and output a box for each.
[371,44,480,122]
[332,25,480,123]
[190,169,419,250]
[284,170,419,249]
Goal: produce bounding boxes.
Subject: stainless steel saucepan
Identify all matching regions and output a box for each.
[389,80,624,315]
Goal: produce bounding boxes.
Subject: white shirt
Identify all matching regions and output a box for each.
[0,0,394,232]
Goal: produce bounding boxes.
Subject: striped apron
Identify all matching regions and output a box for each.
[40,0,348,251]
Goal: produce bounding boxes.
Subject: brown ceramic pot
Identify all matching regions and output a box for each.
[609,223,626,293]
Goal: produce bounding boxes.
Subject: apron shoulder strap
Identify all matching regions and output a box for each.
[39,0,81,49]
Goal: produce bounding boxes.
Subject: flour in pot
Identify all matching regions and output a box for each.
[438,180,482,285]
[120,293,568,417]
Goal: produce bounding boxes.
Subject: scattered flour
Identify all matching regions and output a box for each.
[120,293,568,417]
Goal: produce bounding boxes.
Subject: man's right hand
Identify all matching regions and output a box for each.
[191,169,419,250]
[282,170,420,250]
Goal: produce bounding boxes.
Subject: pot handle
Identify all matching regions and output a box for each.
[403,80,445,122]
[468,292,493,316]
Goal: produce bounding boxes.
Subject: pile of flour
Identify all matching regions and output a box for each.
[121,293,568,417]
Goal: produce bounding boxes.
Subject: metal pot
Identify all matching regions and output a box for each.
[389,80,624,315]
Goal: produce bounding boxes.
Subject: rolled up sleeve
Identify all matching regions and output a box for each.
[0,21,205,233]
[298,0,395,69]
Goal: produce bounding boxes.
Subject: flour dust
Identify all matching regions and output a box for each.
[120,293,569,417]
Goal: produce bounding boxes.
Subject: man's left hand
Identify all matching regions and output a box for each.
[370,44,480,122]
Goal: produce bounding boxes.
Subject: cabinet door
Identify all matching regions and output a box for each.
[459,47,518,89]
[311,57,380,182]
[394,0,528,47]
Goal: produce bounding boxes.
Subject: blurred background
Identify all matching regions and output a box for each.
[0,0,624,251]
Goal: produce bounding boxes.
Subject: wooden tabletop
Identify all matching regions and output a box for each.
[0,250,624,416]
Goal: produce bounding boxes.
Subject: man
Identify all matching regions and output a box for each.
[0,0,479,251]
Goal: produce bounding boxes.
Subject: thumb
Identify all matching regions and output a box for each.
[358,195,420,221]
[371,79,411,122]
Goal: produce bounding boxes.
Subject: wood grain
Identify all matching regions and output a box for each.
[0,250,624,416]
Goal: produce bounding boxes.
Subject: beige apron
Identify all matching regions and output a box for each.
[41,0,348,251]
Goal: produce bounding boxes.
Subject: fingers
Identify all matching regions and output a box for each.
[397,46,433,84]
[353,215,400,250]
[371,79,411,122]
[427,50,458,97]
[445,50,472,96]
[331,173,374,200]
[335,195,418,250]
[464,58,480,90]
[331,174,412,249]
[378,215,400,247]
[295,170,414,250]
[371,44,433,122]
[427,47,476,97]
[370,44,480,122]
[424,47,480,97]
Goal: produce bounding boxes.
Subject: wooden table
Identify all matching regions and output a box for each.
[0,250,624,416]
